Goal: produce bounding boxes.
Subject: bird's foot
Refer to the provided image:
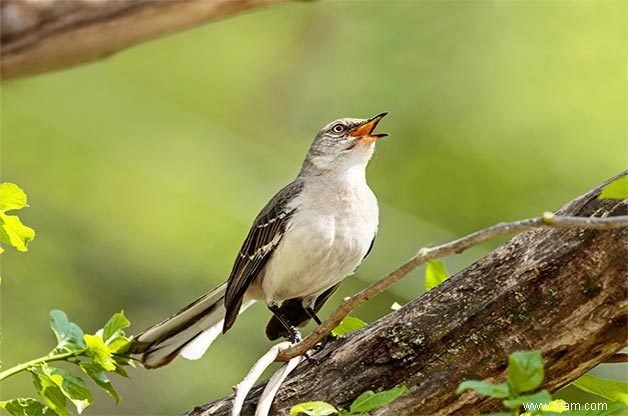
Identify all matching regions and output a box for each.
[313,333,336,352]
[303,350,319,365]
[303,334,338,366]
[289,327,302,344]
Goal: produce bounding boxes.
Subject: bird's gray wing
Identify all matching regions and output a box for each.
[222,179,303,332]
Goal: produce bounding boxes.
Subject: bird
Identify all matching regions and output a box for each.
[129,112,388,368]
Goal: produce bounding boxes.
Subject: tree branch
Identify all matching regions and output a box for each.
[0,0,287,80]
[185,172,627,416]
[602,353,628,364]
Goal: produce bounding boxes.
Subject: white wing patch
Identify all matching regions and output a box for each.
[239,230,284,260]
[255,211,289,228]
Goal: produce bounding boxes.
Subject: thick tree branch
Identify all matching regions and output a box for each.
[185,172,627,416]
[0,0,287,80]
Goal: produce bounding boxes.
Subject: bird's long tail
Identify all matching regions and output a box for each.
[129,283,253,368]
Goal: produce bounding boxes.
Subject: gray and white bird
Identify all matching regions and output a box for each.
[130,113,388,368]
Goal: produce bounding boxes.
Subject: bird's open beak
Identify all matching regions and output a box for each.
[348,112,389,141]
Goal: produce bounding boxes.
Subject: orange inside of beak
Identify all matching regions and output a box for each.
[348,118,380,138]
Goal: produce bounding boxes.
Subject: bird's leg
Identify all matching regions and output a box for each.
[268,303,302,344]
[304,306,323,326]
[304,306,335,352]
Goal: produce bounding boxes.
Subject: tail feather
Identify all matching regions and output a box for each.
[180,300,254,360]
[180,324,223,360]
[129,283,253,369]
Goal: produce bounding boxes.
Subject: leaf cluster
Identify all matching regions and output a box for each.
[456,351,627,416]
[0,310,133,416]
[290,385,408,416]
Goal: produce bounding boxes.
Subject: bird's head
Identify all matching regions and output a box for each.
[302,112,389,175]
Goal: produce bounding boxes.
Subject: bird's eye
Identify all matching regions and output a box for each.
[331,124,345,134]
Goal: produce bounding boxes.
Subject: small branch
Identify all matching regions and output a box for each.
[0,351,77,381]
[232,344,286,416]
[229,341,306,416]
[255,355,305,416]
[602,353,628,364]
[277,214,628,361]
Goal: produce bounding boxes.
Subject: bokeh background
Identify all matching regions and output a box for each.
[1,0,626,414]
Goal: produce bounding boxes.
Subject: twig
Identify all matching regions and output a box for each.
[0,350,77,381]
[231,341,308,416]
[256,355,305,416]
[232,342,291,416]
[602,353,628,364]
[277,214,628,361]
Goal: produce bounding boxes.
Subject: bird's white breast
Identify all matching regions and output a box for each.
[260,170,379,303]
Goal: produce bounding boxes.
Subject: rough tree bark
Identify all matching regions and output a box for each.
[185,175,627,416]
[0,0,287,80]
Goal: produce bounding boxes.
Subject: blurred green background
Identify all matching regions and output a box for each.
[1,0,626,414]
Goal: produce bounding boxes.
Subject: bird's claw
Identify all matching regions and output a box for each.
[303,351,319,365]
[289,328,302,344]
[313,333,336,352]
[312,341,325,353]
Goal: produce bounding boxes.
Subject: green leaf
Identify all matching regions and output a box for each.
[424,260,448,291]
[0,183,35,253]
[507,351,544,393]
[40,366,92,414]
[0,213,35,252]
[79,363,120,404]
[0,398,55,416]
[107,336,130,354]
[349,385,409,413]
[456,380,510,398]
[331,316,367,337]
[290,401,338,415]
[101,311,130,344]
[50,310,86,352]
[30,371,70,416]
[0,183,28,211]
[599,176,628,200]
[84,334,116,371]
[502,389,551,410]
[571,374,628,405]
[113,363,130,378]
